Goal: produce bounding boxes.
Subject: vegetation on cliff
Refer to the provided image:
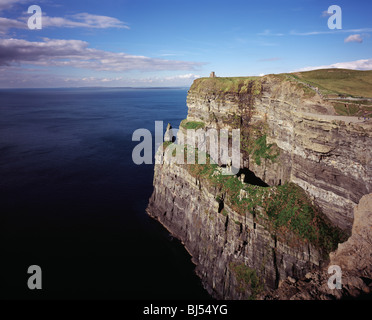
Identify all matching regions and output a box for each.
[276,69,372,116]
[229,262,263,299]
[290,69,372,98]
[190,70,372,117]
[240,120,280,166]
[169,69,364,251]
[162,145,346,253]
[190,77,262,95]
[331,100,372,117]
[187,76,281,166]
[249,134,279,166]
[180,120,205,130]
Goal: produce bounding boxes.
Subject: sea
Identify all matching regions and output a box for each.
[0,87,211,300]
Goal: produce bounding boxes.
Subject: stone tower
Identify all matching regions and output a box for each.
[210,71,216,78]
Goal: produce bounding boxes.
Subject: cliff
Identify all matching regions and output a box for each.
[266,193,372,300]
[146,69,372,299]
[184,73,372,232]
[147,160,327,299]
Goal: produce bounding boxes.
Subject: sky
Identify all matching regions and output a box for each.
[0,0,371,88]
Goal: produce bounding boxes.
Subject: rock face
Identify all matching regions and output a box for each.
[164,123,174,142]
[146,75,372,299]
[266,193,372,300]
[184,75,372,232]
[147,159,324,299]
[329,193,372,278]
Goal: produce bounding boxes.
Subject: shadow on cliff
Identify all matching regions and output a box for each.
[238,168,269,187]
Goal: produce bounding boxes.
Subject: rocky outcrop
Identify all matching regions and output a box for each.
[265,193,372,300]
[329,193,372,280]
[164,123,174,142]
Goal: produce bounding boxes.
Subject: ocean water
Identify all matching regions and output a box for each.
[0,87,211,300]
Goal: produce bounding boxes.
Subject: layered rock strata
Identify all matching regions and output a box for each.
[147,75,372,299]
[184,76,372,232]
[147,159,324,299]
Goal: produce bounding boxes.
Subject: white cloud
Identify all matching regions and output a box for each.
[290,28,372,36]
[0,0,129,33]
[294,58,372,72]
[0,14,129,33]
[0,17,26,33]
[344,34,363,43]
[0,38,203,72]
[321,10,332,18]
[42,13,129,29]
[0,0,29,12]
[257,30,284,36]
[164,73,201,81]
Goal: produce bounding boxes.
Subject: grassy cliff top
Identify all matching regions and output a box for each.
[190,76,261,94]
[191,69,372,98]
[287,69,372,98]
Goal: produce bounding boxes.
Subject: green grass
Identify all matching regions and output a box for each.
[250,134,279,166]
[278,73,317,98]
[333,103,349,116]
[163,141,173,149]
[229,262,263,299]
[288,69,372,98]
[190,69,372,98]
[181,146,346,253]
[349,104,360,114]
[332,101,372,117]
[263,183,346,253]
[274,69,372,114]
[180,120,205,130]
[190,77,262,95]
[240,122,280,166]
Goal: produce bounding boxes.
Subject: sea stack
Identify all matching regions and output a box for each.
[164,123,174,142]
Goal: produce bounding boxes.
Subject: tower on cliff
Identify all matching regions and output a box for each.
[210,71,216,78]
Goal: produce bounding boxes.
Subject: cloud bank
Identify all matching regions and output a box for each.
[0,38,203,72]
[0,17,26,33]
[0,14,129,33]
[0,0,129,33]
[0,67,202,88]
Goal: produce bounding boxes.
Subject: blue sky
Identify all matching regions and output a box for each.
[0,0,371,87]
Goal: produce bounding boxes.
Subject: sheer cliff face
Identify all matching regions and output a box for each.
[147,75,372,299]
[147,161,323,299]
[185,76,372,232]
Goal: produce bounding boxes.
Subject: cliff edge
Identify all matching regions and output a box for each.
[147,69,372,299]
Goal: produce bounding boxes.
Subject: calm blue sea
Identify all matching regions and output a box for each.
[0,87,211,300]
